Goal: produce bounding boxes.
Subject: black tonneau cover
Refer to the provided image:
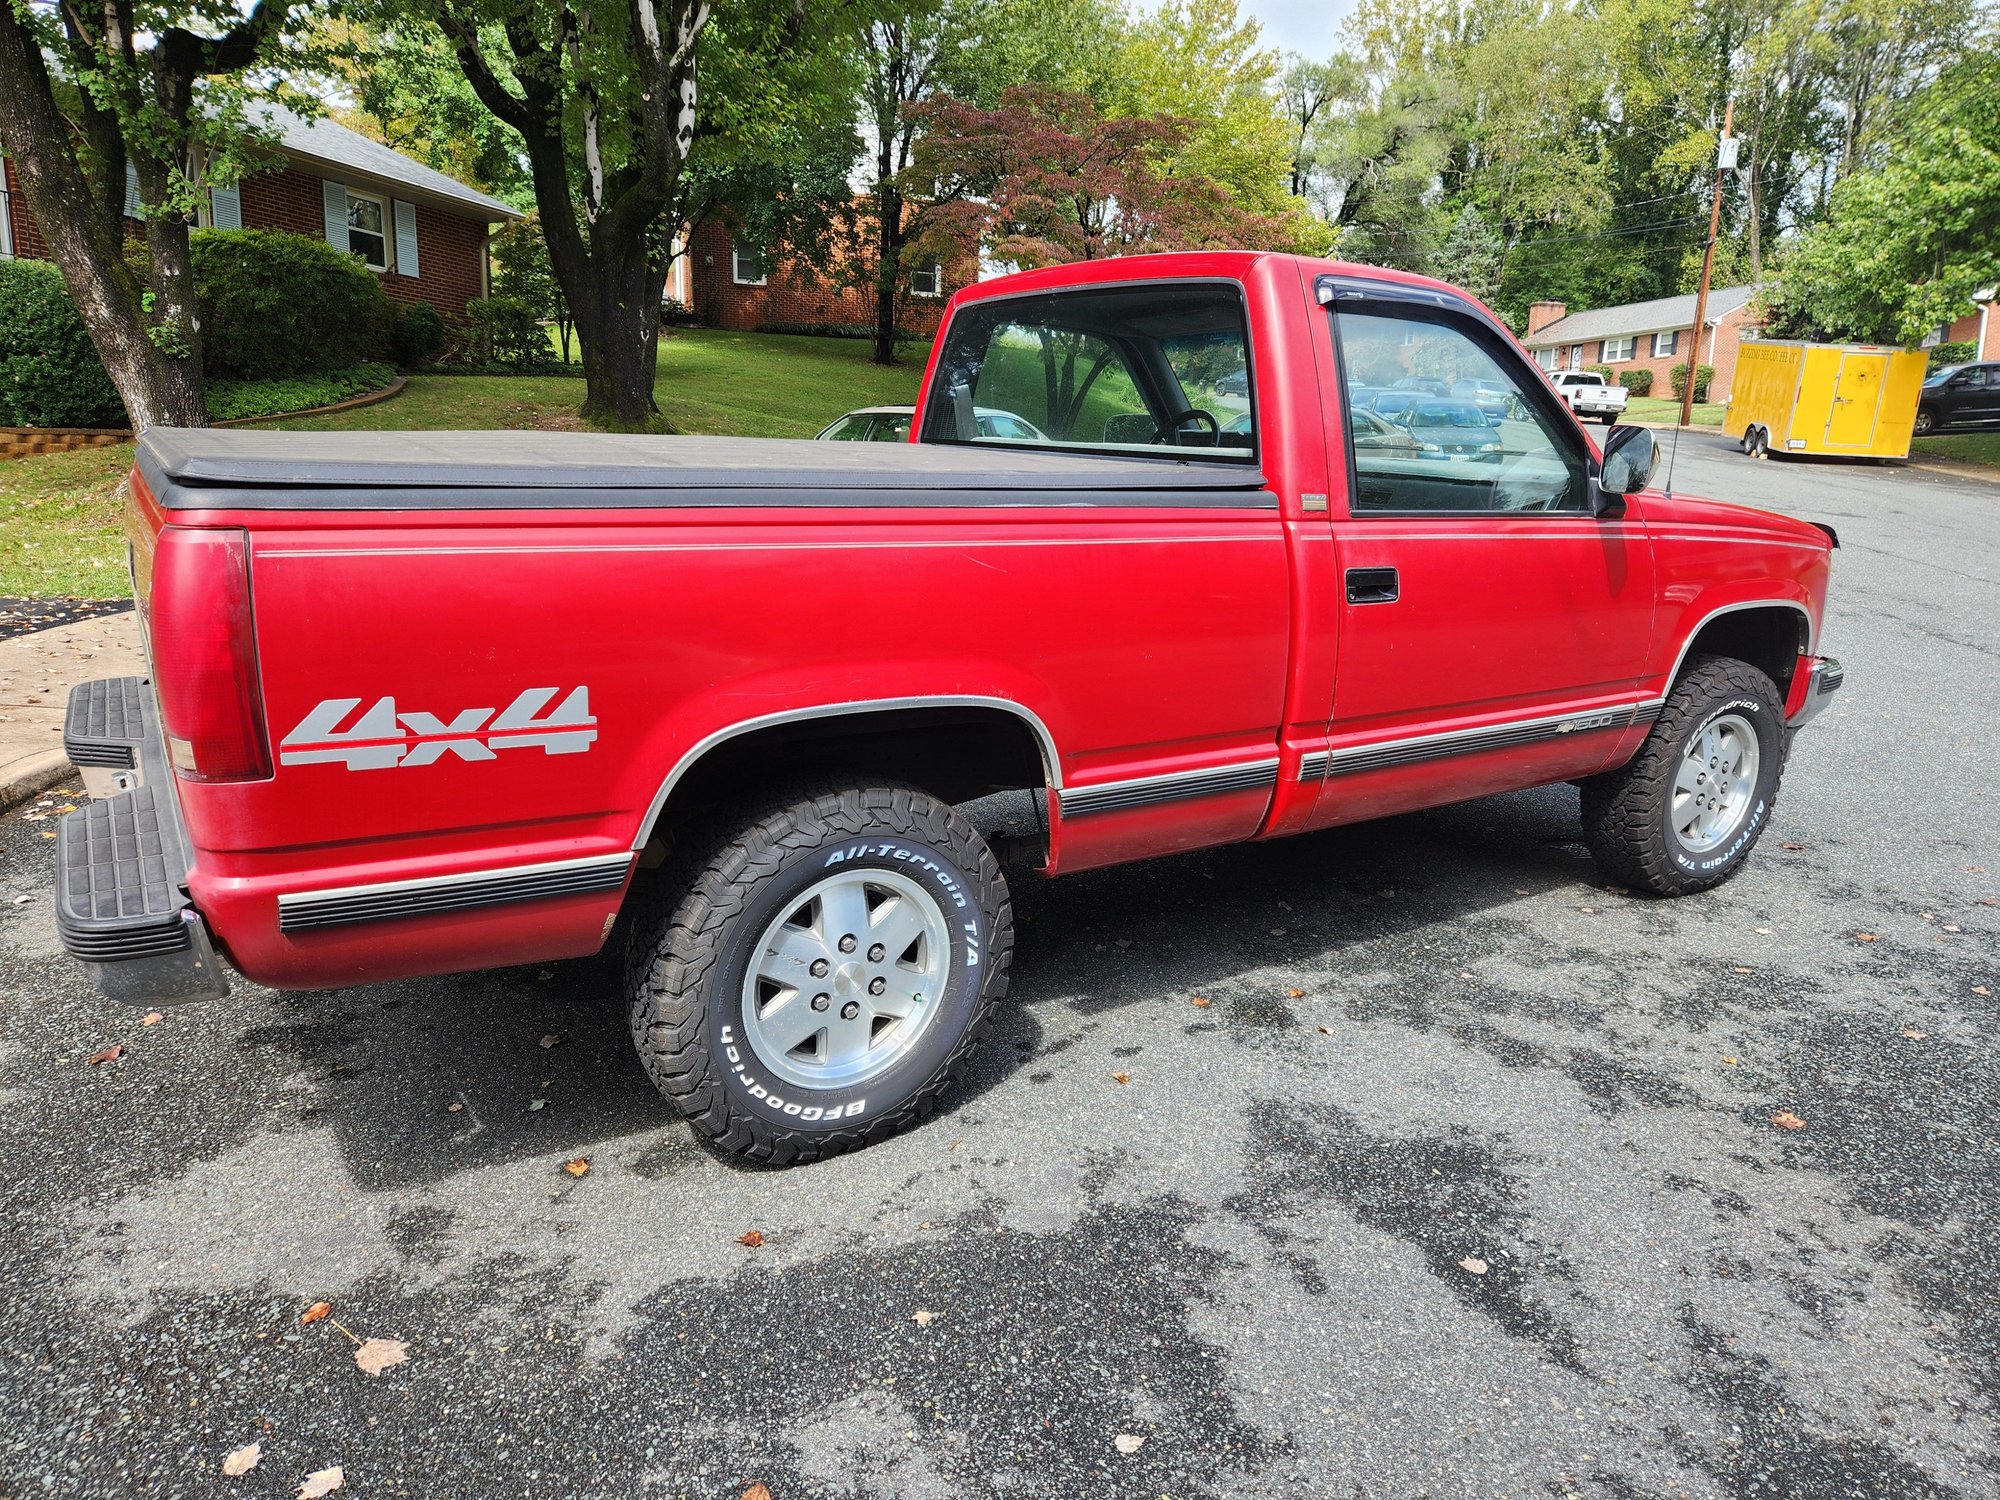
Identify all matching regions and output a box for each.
[137,429,1274,511]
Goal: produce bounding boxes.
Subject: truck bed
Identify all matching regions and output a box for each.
[136,429,1274,511]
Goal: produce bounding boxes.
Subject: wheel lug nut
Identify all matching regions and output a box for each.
[811,993,830,1012]
[840,1000,861,1020]
[838,934,857,954]
[867,943,885,963]
[810,958,829,978]
[869,977,886,996]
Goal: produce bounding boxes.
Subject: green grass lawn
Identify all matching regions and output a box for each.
[1624,395,1727,427]
[1912,431,2000,468]
[0,329,928,598]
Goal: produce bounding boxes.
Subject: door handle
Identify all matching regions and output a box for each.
[1345,566,1400,604]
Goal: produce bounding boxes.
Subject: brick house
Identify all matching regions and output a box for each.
[1934,290,2000,361]
[2,105,520,320]
[1521,286,1760,402]
[669,209,959,337]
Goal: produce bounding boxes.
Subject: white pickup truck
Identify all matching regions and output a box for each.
[1548,370,1630,424]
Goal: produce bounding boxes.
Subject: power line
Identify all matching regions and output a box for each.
[1504,216,1704,252]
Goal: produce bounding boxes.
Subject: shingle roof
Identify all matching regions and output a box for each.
[252,104,522,222]
[1524,285,1757,347]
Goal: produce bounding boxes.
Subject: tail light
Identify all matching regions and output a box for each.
[150,527,272,782]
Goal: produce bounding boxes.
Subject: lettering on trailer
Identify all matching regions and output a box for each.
[280,687,596,770]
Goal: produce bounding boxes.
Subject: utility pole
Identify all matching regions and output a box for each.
[1682,98,1735,429]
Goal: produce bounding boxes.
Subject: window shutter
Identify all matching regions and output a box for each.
[322,179,348,247]
[209,182,243,231]
[124,161,141,219]
[392,200,419,278]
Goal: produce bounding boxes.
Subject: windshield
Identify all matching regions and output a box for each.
[1925,365,1965,386]
[1413,402,1490,429]
[919,283,1256,461]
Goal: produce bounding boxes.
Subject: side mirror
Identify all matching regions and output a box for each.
[1598,424,1660,501]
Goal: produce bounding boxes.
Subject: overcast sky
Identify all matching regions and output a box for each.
[1234,0,1357,58]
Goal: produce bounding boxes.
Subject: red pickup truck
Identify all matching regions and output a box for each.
[55,252,1840,1162]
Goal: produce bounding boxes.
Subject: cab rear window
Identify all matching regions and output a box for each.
[919,283,1256,462]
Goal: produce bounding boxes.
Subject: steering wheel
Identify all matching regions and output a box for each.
[1172,409,1221,445]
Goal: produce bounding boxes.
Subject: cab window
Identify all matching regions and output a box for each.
[1334,308,1586,513]
[919,283,1256,461]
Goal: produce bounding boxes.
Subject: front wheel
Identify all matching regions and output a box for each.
[1580,656,1787,896]
[626,783,1013,1163]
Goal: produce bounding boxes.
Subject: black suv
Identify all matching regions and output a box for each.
[1915,362,2000,435]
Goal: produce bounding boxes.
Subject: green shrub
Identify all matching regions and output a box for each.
[391,302,447,368]
[1670,362,1716,403]
[1927,340,1977,372]
[1586,363,1616,381]
[204,362,397,422]
[0,259,127,428]
[1619,368,1654,396]
[457,296,549,369]
[192,229,394,380]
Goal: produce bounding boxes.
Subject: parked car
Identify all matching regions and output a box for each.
[1348,407,1422,455]
[815,406,912,442]
[817,405,1050,443]
[1399,399,1504,459]
[1549,370,1630,424]
[1367,389,1425,424]
[1393,376,1452,395]
[1914,362,2000,436]
[1451,379,1523,424]
[58,251,1841,1167]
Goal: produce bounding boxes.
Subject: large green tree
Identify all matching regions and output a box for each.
[0,0,323,428]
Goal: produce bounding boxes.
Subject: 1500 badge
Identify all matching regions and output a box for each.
[280,687,595,770]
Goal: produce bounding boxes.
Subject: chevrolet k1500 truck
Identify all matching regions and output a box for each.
[55,252,1841,1163]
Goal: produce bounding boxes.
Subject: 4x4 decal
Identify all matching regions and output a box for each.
[280,687,596,770]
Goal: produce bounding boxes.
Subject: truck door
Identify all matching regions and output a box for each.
[1826,353,1885,449]
[1304,289,1657,829]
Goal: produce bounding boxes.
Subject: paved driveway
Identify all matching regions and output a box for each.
[2,432,1995,1499]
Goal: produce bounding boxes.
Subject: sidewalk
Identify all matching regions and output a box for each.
[0,610,143,811]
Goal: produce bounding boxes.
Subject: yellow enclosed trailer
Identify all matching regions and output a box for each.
[1725,340,1929,460]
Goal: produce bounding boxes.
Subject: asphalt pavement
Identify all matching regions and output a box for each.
[1,429,1996,1499]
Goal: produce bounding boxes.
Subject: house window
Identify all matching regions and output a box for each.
[1534,347,1558,372]
[910,261,942,298]
[1652,330,1678,358]
[1602,335,1636,362]
[346,189,390,272]
[1921,323,1948,349]
[731,239,766,286]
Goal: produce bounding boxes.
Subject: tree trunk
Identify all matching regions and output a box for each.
[0,6,206,430]
[1746,157,1762,280]
[872,176,902,367]
[571,228,662,430]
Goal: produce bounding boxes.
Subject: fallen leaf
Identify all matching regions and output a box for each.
[1111,1072,1130,1085]
[1754,927,1772,935]
[1771,1110,1806,1131]
[297,1467,343,1499]
[1901,1028,1928,1040]
[563,1157,590,1178]
[536,969,555,980]
[741,1486,774,1500]
[1276,900,1291,910]
[1733,966,1754,974]
[140,1011,165,1026]
[1978,899,1996,908]
[1114,938,1133,949]
[526,1099,547,1112]
[1190,996,1212,1008]
[1780,841,1805,851]
[1113,1434,1145,1455]
[1942,924,1962,933]
[737,1229,765,1248]
[911,1309,934,1326]
[1459,1256,1488,1275]
[86,1045,123,1065]
[446,1102,464,1113]
[1268,927,1287,937]
[1459,971,1475,980]
[538,1034,562,1049]
[1722,1056,1739,1066]
[1286,988,1305,999]
[10,894,32,906]
[221,1442,262,1477]
[1967,866,1989,874]
[1579,905,1597,914]
[1975,986,1991,997]
[353,1338,408,1377]
[1853,932,1879,942]
[1316,1024,1336,1036]
[300,1301,332,1326]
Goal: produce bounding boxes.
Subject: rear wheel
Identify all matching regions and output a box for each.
[1913,406,1937,437]
[626,783,1012,1163]
[1580,656,1787,896]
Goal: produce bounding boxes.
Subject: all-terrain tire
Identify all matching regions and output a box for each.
[626,783,1013,1164]
[1580,656,1787,896]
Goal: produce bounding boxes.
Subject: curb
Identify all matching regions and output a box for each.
[218,376,408,428]
[0,752,73,816]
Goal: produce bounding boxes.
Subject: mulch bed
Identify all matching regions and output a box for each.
[0,597,135,644]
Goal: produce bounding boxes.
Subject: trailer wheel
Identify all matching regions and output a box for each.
[1579,656,1787,897]
[626,782,1012,1164]
[1745,427,1768,460]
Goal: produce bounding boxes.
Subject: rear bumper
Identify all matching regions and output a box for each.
[53,677,230,1006]
[1787,655,1844,730]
